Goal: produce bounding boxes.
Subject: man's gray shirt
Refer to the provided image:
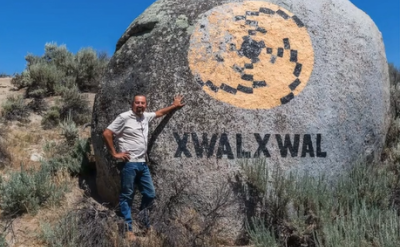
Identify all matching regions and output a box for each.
[107,110,156,162]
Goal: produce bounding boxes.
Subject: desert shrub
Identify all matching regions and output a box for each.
[27,98,47,114]
[60,114,79,145]
[75,48,108,92]
[41,83,91,128]
[41,106,61,129]
[40,43,75,76]
[389,63,400,114]
[42,115,91,175]
[318,203,400,247]
[14,43,108,97]
[0,73,9,78]
[0,165,67,216]
[385,64,400,150]
[239,158,269,194]
[246,218,278,247]
[25,62,66,98]
[10,71,30,89]
[40,199,126,247]
[43,138,91,175]
[240,159,292,229]
[1,95,30,122]
[0,128,11,169]
[241,159,400,247]
[59,84,91,125]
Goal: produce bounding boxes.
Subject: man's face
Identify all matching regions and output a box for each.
[132,96,147,116]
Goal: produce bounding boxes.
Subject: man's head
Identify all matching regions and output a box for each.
[131,95,147,116]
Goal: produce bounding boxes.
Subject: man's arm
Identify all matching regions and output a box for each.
[103,129,130,161]
[155,95,185,118]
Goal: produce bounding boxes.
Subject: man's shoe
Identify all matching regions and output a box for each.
[126,231,136,241]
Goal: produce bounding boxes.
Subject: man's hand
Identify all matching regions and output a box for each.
[103,129,130,161]
[155,95,186,118]
[173,95,185,108]
[113,151,130,161]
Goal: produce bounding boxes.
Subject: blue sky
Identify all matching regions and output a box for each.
[0,0,399,75]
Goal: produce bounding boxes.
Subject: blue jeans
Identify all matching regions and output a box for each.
[119,162,155,231]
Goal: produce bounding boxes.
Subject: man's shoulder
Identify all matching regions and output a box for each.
[118,110,133,119]
[143,112,156,119]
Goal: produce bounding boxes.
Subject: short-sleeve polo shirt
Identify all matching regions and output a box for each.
[107,110,156,162]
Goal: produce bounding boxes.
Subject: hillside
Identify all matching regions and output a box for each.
[0,77,95,247]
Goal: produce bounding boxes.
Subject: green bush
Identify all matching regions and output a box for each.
[43,137,91,175]
[25,62,65,98]
[59,114,79,145]
[41,83,91,128]
[242,160,400,247]
[239,158,269,195]
[9,42,106,126]
[1,95,30,122]
[318,203,400,247]
[75,48,107,92]
[0,165,66,216]
[14,42,108,98]
[27,98,47,114]
[41,43,75,76]
[59,84,91,125]
[10,70,30,90]
[246,218,278,247]
[41,106,61,129]
[0,128,11,169]
[385,64,400,150]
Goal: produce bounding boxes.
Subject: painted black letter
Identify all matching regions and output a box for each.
[317,134,327,157]
[237,134,251,158]
[191,133,218,158]
[276,134,300,157]
[217,133,234,159]
[254,134,271,158]
[301,134,315,157]
[173,133,192,158]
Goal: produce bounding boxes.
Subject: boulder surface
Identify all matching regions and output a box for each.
[91,0,390,240]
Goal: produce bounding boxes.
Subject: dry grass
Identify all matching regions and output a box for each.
[1,177,84,247]
[4,124,60,170]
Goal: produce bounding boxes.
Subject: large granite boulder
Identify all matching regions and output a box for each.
[91,0,390,240]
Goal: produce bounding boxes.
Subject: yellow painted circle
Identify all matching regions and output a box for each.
[188,1,314,109]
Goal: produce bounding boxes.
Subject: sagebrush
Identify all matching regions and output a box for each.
[12,43,108,96]
[0,165,67,216]
[240,159,400,247]
[0,128,11,169]
[1,95,29,123]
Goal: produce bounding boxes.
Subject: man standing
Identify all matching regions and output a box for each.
[103,95,184,240]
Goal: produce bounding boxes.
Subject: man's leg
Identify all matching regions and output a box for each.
[119,162,138,231]
[138,162,156,229]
